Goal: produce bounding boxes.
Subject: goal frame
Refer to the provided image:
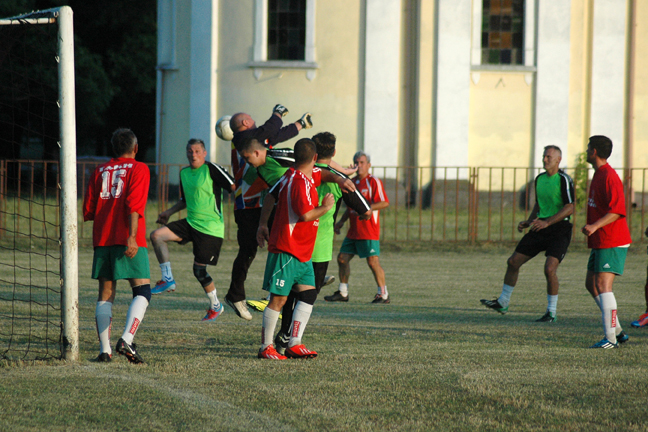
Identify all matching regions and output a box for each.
[0,6,79,361]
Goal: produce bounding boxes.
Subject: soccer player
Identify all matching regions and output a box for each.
[480,145,575,322]
[83,128,151,364]
[581,135,630,349]
[631,227,648,328]
[225,105,312,320]
[325,151,390,304]
[149,139,235,322]
[273,132,371,354]
[255,138,335,360]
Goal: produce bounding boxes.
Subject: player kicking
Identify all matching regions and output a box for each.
[83,128,151,363]
[255,138,338,360]
[149,139,235,322]
[480,146,575,321]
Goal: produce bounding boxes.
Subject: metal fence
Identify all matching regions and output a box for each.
[2,159,647,244]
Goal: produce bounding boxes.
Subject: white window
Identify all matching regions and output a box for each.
[249,0,318,80]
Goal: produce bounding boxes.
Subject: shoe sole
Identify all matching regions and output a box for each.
[201,307,224,322]
[286,352,318,359]
[116,347,144,364]
[151,284,176,295]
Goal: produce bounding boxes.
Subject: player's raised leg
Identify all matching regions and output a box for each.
[150,226,181,294]
[481,252,531,314]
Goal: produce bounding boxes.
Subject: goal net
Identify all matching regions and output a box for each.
[0,7,77,361]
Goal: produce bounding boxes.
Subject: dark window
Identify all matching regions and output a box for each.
[268,0,306,61]
[481,0,524,65]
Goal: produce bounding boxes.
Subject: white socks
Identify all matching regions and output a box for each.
[122,296,149,345]
[206,289,221,310]
[338,283,348,297]
[597,292,618,343]
[160,262,173,282]
[95,301,113,355]
[261,307,281,350]
[594,294,624,338]
[498,284,514,307]
[547,295,558,315]
[289,301,313,347]
[377,286,389,299]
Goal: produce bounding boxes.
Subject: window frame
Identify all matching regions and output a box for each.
[249,0,318,80]
[471,0,536,83]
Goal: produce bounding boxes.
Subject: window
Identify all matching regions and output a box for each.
[250,0,317,80]
[481,0,524,65]
[267,0,306,61]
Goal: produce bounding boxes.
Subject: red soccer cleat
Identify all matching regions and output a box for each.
[285,344,318,359]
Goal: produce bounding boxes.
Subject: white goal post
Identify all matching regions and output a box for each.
[0,6,79,361]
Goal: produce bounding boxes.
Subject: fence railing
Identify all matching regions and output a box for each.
[1,159,647,244]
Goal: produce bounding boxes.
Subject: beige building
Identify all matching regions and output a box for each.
[156,0,648,188]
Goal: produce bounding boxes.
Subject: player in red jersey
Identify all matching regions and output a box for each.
[325,151,390,304]
[255,138,335,360]
[581,135,630,349]
[83,128,151,363]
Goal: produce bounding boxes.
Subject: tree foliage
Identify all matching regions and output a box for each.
[0,0,156,161]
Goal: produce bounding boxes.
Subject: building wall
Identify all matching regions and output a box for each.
[157,0,648,190]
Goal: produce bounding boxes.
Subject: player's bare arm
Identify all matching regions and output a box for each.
[371,201,389,211]
[530,202,574,232]
[125,212,139,258]
[156,200,187,225]
[256,194,276,248]
[581,212,622,236]
[328,159,358,177]
[320,169,356,193]
[301,193,335,222]
[518,203,538,232]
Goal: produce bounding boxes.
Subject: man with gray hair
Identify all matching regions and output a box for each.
[325,151,391,304]
[480,145,575,322]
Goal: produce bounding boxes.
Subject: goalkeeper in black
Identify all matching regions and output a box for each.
[480,145,575,322]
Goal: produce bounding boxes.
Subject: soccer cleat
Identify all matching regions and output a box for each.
[589,338,619,349]
[258,345,287,360]
[630,311,648,328]
[322,275,336,287]
[480,298,508,314]
[617,331,629,344]
[371,294,390,304]
[274,332,290,355]
[324,291,348,302]
[116,338,144,364]
[202,303,224,322]
[151,279,176,295]
[285,344,318,359]
[535,311,556,322]
[225,296,252,321]
[95,352,112,363]
[246,298,269,313]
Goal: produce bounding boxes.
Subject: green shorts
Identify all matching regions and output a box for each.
[92,246,151,280]
[587,247,628,275]
[262,252,315,296]
[339,237,380,258]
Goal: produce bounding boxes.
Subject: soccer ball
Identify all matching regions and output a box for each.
[215,115,233,141]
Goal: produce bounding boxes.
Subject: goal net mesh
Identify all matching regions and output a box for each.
[0,12,63,361]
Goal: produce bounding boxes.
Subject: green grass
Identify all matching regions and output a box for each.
[2,242,648,430]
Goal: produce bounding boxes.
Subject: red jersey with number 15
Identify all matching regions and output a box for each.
[83,157,150,248]
[347,173,388,240]
[268,167,322,262]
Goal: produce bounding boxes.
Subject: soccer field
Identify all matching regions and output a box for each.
[2,243,648,431]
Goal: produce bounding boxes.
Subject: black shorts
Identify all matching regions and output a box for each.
[515,219,572,262]
[166,219,223,265]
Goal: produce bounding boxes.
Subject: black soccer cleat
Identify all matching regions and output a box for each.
[617,331,629,345]
[480,298,508,314]
[324,291,348,302]
[371,294,390,304]
[535,311,556,322]
[116,338,144,364]
[95,352,112,363]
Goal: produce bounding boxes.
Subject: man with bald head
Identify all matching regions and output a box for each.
[226,105,313,320]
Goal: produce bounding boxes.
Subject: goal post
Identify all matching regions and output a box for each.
[0,6,78,361]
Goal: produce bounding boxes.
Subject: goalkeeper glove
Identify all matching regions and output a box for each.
[298,113,313,129]
[273,104,289,117]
